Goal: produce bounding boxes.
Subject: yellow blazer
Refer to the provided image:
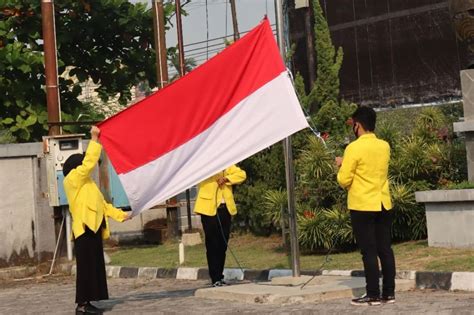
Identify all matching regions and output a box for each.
[337,133,392,211]
[194,165,246,216]
[63,140,128,239]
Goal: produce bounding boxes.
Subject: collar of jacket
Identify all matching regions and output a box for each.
[358,133,376,139]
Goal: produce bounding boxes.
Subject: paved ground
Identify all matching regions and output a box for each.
[0,275,473,314]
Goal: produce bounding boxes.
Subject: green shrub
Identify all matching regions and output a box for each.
[298,205,352,250]
[296,136,345,210]
[262,189,288,231]
[445,181,474,189]
[390,181,427,240]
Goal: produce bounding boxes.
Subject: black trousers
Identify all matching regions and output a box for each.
[350,208,396,298]
[74,224,108,304]
[200,205,232,283]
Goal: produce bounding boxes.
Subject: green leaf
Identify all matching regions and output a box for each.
[16,99,25,108]
[23,114,37,127]
[18,64,32,73]
[75,68,88,82]
[1,118,14,124]
[17,128,29,140]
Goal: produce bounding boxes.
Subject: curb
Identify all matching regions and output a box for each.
[67,266,470,292]
[2,264,472,292]
[0,266,37,281]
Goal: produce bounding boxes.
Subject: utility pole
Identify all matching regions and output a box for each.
[275,0,301,277]
[152,0,169,88]
[229,0,240,41]
[175,0,193,232]
[175,0,186,76]
[41,0,61,135]
[41,0,69,264]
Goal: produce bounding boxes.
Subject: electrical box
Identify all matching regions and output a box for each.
[99,152,131,209]
[43,134,85,207]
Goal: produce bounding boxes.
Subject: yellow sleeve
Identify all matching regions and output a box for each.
[225,164,246,185]
[104,202,128,222]
[337,144,358,189]
[73,140,102,182]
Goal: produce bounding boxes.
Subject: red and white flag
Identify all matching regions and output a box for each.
[98,19,309,215]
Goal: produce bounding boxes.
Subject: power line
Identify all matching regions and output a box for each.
[184,29,278,61]
[181,24,276,48]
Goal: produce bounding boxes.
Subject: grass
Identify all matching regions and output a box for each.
[107,233,474,272]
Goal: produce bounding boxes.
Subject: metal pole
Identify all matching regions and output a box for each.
[152,0,169,88]
[274,0,301,277]
[64,207,73,261]
[229,0,240,41]
[175,0,186,76]
[175,0,193,232]
[41,0,61,136]
[186,189,192,231]
[47,213,65,275]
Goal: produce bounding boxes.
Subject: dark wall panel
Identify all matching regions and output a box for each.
[291,0,467,107]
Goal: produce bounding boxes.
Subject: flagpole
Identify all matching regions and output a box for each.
[274,0,301,277]
[175,0,193,232]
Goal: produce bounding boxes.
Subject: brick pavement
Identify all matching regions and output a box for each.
[0,276,473,314]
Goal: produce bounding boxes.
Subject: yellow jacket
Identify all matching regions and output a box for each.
[337,133,392,211]
[63,140,128,239]
[194,165,246,216]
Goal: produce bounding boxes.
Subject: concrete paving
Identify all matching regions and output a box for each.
[195,276,415,304]
[0,276,473,314]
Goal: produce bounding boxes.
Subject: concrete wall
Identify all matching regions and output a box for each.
[416,190,474,249]
[0,143,56,267]
[424,202,474,249]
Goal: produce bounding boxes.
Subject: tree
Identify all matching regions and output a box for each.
[293,0,350,141]
[0,0,178,141]
[308,0,343,113]
[167,46,197,81]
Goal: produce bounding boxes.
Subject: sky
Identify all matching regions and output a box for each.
[133,0,277,73]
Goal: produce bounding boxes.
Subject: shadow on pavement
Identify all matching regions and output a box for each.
[98,288,198,311]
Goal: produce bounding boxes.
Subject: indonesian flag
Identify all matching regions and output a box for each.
[98,18,309,215]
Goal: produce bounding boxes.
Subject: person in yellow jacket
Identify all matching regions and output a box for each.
[63,126,130,314]
[336,106,396,306]
[194,165,246,286]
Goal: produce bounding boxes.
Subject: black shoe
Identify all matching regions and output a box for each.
[76,303,103,314]
[211,281,223,287]
[351,294,381,306]
[219,280,229,285]
[381,295,395,304]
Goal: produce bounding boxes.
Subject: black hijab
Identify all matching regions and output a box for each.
[63,153,85,177]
